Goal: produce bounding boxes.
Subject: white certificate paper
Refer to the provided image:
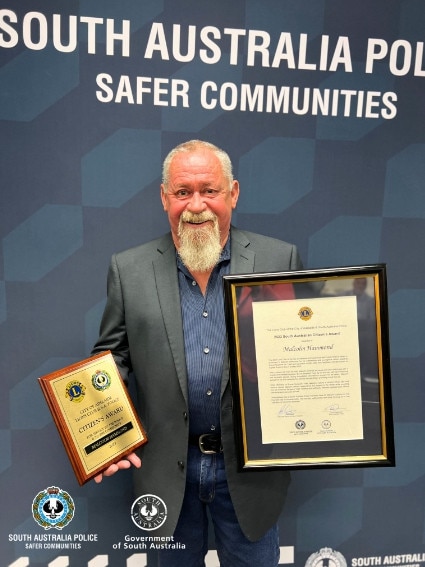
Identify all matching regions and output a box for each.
[252,296,363,444]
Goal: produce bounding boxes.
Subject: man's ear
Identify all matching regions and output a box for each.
[160,185,168,211]
[231,180,240,209]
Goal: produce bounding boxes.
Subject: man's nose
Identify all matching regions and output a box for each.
[187,191,206,212]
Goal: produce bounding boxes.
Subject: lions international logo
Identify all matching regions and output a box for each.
[65,380,86,403]
[32,486,75,530]
[131,494,167,531]
[298,306,313,321]
[92,369,111,391]
[305,547,347,567]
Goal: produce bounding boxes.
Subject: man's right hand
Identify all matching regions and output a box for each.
[94,452,142,483]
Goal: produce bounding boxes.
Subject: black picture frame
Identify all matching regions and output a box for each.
[223,264,395,470]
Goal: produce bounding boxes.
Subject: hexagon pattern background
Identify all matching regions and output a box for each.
[1,0,425,565]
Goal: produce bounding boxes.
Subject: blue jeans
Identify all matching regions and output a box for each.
[158,445,280,567]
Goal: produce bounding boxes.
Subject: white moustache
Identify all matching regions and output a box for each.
[180,212,216,224]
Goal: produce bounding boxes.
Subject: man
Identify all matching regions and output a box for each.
[351,277,375,320]
[92,140,302,566]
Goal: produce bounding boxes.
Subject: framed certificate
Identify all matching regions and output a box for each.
[223,264,394,470]
[39,351,147,484]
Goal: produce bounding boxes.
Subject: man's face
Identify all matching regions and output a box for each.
[160,148,239,250]
[353,278,367,295]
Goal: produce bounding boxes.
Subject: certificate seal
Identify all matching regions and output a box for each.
[131,494,167,531]
[298,306,313,321]
[305,547,347,567]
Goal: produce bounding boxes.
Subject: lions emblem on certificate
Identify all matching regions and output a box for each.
[252,296,363,445]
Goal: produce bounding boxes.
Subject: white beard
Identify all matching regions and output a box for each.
[177,211,222,272]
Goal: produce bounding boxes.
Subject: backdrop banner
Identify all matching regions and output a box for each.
[1,1,424,566]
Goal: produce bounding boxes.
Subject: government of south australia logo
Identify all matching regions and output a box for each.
[305,547,347,567]
[131,494,167,531]
[32,486,75,530]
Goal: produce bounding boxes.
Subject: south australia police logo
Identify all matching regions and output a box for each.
[32,486,75,530]
[131,494,167,531]
[305,547,347,567]
[92,369,111,391]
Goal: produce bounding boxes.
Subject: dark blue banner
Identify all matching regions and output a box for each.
[1,1,424,565]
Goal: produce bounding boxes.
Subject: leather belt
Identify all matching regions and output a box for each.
[189,433,223,454]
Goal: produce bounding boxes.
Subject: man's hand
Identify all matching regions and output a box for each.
[94,452,142,483]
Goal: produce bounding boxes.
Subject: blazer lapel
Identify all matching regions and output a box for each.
[229,227,255,274]
[152,234,189,404]
[152,229,257,402]
[221,228,256,396]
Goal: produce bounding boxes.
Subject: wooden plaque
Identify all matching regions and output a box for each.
[39,351,147,484]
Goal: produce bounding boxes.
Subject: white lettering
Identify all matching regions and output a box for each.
[199,26,221,64]
[247,30,271,67]
[96,74,189,107]
[414,42,425,76]
[106,18,130,56]
[298,33,316,70]
[366,38,425,76]
[200,81,217,109]
[224,27,246,65]
[272,33,296,69]
[23,11,48,51]
[329,36,352,72]
[144,22,169,59]
[0,10,129,54]
[266,85,290,113]
[366,38,388,73]
[0,9,18,47]
[52,14,77,52]
[96,73,114,102]
[389,39,412,76]
[80,16,103,55]
[115,75,134,103]
[199,81,397,119]
[172,24,196,62]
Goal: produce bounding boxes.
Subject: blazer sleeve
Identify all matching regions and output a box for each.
[91,254,132,383]
[290,243,303,271]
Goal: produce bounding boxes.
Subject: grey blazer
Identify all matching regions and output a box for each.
[92,227,302,541]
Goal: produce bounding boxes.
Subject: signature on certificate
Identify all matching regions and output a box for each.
[278,404,295,416]
[325,403,346,414]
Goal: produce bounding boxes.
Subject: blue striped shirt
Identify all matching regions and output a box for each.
[177,239,231,436]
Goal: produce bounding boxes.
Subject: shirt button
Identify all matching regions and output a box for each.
[202,311,208,318]
[192,280,197,286]
[210,425,216,431]
[206,389,212,396]
[177,460,185,469]
[203,347,210,354]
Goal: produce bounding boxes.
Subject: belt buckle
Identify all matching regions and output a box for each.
[198,434,218,454]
